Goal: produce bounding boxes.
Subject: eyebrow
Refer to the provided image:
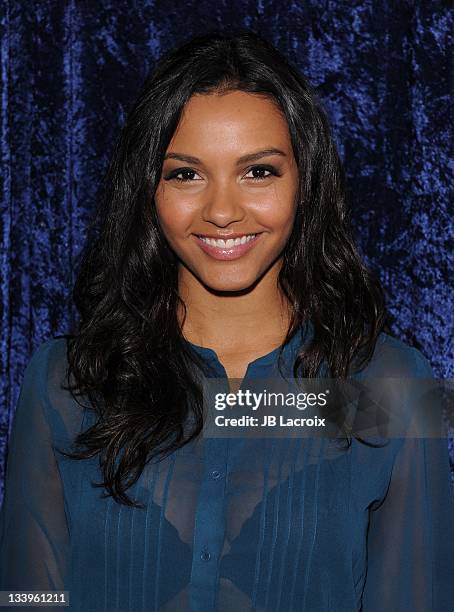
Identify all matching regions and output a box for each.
[163,147,287,165]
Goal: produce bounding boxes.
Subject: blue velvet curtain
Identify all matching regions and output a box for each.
[1,0,452,503]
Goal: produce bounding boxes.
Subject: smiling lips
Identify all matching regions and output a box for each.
[194,232,262,260]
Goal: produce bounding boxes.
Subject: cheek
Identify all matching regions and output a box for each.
[249,184,297,235]
[154,187,195,238]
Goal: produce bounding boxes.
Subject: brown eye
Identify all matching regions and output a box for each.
[164,168,202,182]
[244,165,280,181]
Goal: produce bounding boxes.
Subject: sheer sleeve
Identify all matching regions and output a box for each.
[0,340,70,609]
[361,348,454,611]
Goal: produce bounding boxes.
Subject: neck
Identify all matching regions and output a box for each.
[177,261,293,353]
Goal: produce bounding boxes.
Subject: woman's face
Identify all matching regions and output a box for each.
[154,90,299,292]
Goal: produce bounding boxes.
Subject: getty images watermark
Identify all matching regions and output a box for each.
[201,377,453,439]
[213,387,328,429]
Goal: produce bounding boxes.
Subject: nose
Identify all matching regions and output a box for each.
[201,180,246,227]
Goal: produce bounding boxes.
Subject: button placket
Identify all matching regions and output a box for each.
[189,437,230,612]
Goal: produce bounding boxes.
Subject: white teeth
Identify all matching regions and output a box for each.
[198,234,257,247]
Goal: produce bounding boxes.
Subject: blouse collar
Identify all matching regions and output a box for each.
[184,320,313,376]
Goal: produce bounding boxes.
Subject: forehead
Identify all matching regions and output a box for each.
[167,90,292,154]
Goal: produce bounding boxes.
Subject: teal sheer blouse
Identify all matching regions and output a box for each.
[0,326,453,611]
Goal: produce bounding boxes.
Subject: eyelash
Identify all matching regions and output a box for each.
[163,164,281,183]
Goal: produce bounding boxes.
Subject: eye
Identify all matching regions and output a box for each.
[244,165,281,181]
[163,167,202,182]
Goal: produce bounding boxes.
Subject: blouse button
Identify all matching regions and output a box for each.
[201,550,211,561]
[210,469,221,480]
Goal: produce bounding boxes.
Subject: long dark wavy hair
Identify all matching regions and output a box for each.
[59,30,393,508]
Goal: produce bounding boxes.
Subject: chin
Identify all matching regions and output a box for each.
[199,270,265,293]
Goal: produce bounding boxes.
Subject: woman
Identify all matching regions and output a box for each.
[0,31,452,612]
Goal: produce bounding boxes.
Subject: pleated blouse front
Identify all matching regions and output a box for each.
[0,326,453,611]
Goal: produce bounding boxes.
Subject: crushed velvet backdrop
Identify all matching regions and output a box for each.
[0,1,452,504]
